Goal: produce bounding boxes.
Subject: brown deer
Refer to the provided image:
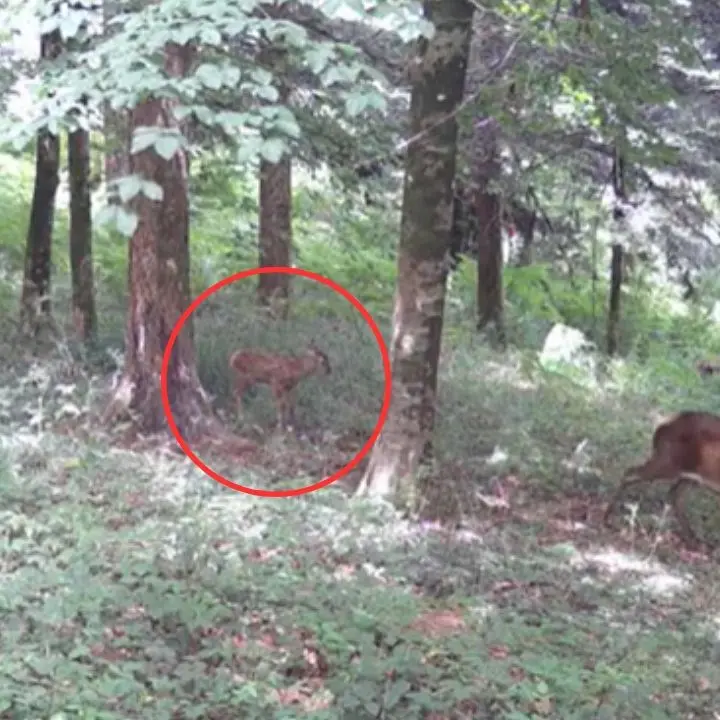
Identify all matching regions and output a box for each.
[228,344,331,428]
[603,411,720,546]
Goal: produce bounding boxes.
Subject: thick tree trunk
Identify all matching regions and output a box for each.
[20,26,62,335]
[606,243,623,356]
[357,0,474,499]
[68,110,97,342]
[257,153,292,318]
[105,42,206,437]
[472,117,505,346]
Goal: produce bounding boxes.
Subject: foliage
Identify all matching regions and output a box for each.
[3,0,720,713]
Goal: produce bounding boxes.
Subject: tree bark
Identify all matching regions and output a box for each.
[104,111,132,205]
[102,0,130,205]
[606,242,623,356]
[508,201,536,267]
[20,24,62,335]
[68,103,97,342]
[472,117,505,346]
[257,57,292,319]
[257,150,292,318]
[357,0,474,499]
[105,42,206,437]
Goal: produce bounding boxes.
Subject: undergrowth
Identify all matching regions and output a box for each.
[1,154,720,717]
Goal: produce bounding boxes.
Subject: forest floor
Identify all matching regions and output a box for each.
[1,333,719,720]
[2,150,719,716]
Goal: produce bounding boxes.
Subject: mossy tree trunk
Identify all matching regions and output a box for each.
[20,22,62,335]
[357,0,474,499]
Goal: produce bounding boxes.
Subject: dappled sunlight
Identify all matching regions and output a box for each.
[2,0,720,710]
[570,548,692,597]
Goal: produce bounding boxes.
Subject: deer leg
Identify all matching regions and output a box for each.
[666,477,700,546]
[603,461,671,527]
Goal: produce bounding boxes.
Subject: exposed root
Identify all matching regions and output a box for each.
[100,375,256,459]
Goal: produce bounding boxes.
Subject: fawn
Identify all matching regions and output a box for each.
[228,344,331,428]
[603,411,720,546]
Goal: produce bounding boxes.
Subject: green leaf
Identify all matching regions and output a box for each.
[141,180,163,201]
[255,85,280,103]
[259,138,286,163]
[131,128,158,155]
[199,26,222,45]
[222,65,241,86]
[273,118,301,139]
[59,11,84,40]
[194,64,224,91]
[235,134,262,163]
[116,207,139,236]
[38,15,61,35]
[117,175,143,203]
[305,46,335,75]
[155,134,182,160]
[216,111,249,128]
[94,204,117,228]
[384,680,411,710]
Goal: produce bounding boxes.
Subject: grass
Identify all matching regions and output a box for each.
[2,152,720,717]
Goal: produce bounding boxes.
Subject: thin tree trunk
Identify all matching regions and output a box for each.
[257,64,292,319]
[20,24,62,335]
[607,242,623,356]
[102,0,130,205]
[257,151,292,317]
[509,201,536,267]
[68,102,97,342]
[357,0,474,499]
[473,117,505,346]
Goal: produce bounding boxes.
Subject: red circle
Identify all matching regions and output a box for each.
[161,266,391,497]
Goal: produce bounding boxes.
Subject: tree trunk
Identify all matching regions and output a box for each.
[472,117,505,346]
[68,105,97,342]
[102,0,130,205]
[104,112,132,205]
[606,243,623,356]
[257,153,292,318]
[257,69,292,319]
[105,42,207,437]
[357,0,474,499]
[509,201,536,267]
[20,25,62,335]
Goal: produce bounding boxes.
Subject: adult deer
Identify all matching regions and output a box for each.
[228,344,331,429]
[603,411,720,546]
